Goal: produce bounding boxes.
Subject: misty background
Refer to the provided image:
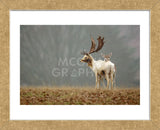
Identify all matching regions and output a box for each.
[20,25,140,87]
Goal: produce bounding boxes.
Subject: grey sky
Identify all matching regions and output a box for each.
[20,25,140,87]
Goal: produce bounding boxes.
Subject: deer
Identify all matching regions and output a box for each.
[101,52,112,62]
[80,36,116,89]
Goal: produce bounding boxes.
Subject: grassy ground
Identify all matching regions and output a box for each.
[20,87,140,105]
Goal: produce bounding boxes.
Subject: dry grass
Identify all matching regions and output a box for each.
[20,87,140,105]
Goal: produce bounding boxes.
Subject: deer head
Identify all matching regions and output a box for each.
[101,52,112,61]
[80,36,105,64]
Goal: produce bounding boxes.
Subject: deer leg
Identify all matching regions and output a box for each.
[111,74,114,90]
[98,77,100,89]
[98,75,101,89]
[105,74,110,89]
[101,76,105,88]
[97,79,100,89]
[102,79,105,89]
[113,73,116,88]
[95,73,98,89]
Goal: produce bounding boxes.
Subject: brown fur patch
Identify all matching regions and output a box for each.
[87,55,93,67]
[87,59,92,67]
[100,70,105,76]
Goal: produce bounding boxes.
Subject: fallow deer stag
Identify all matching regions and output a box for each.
[80,36,116,89]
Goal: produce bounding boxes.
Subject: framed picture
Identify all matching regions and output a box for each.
[0,1,159,129]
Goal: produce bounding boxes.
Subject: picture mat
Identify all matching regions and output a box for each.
[10,11,149,120]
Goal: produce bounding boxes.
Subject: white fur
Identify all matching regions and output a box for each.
[81,54,116,89]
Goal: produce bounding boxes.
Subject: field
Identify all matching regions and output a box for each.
[20,87,140,105]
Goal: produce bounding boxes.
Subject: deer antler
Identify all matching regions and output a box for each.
[94,36,104,52]
[89,37,96,54]
[81,36,105,55]
[81,49,88,55]
[89,36,105,54]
